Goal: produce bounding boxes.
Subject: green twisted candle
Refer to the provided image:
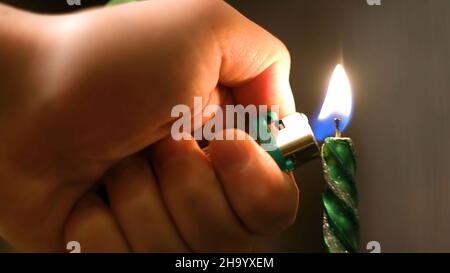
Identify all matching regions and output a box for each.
[107,0,136,5]
[322,127,359,253]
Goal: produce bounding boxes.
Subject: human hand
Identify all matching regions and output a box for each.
[0,0,297,252]
[70,127,299,252]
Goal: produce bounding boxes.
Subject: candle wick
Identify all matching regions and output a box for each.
[334,118,342,138]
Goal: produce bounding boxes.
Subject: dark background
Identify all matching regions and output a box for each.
[2,0,450,252]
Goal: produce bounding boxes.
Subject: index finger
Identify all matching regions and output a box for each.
[213,1,296,117]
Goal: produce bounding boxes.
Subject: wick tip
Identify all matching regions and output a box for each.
[334,118,342,138]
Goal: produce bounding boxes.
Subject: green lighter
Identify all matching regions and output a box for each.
[256,112,320,172]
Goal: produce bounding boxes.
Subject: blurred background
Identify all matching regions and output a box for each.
[1,0,450,252]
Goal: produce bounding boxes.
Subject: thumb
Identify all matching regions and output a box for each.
[208,129,299,235]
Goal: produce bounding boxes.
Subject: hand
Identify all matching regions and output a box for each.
[73,128,299,252]
[0,0,297,252]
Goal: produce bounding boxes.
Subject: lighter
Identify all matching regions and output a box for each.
[255,112,320,172]
[199,111,319,172]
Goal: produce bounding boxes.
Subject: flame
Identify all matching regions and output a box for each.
[313,64,353,140]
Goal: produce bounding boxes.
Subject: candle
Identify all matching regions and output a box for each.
[107,0,135,5]
[322,118,359,253]
[314,64,359,253]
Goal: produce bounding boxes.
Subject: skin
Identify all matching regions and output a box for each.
[0,0,299,252]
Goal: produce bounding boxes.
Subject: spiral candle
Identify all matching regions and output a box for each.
[322,119,359,253]
[107,0,135,5]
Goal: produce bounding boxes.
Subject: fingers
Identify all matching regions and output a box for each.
[231,61,295,118]
[212,1,295,117]
[104,154,188,252]
[208,129,299,235]
[35,0,294,172]
[64,193,130,253]
[65,128,298,252]
[150,135,254,252]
